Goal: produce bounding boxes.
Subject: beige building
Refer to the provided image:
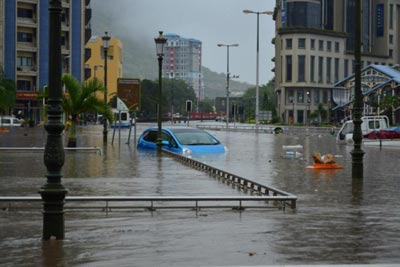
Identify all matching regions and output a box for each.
[86,35,123,101]
[273,0,400,124]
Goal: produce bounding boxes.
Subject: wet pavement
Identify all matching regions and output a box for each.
[1,122,400,266]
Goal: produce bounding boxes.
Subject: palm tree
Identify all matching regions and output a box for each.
[0,68,16,115]
[62,74,113,147]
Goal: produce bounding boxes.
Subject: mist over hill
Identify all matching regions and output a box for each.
[90,1,254,99]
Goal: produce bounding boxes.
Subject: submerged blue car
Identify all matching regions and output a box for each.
[137,126,226,156]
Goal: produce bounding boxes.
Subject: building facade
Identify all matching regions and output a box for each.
[273,0,400,124]
[0,0,92,123]
[163,33,203,100]
[86,35,123,102]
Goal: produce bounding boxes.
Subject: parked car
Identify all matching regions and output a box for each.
[0,116,23,127]
[137,126,226,157]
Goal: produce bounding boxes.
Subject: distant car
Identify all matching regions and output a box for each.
[137,126,226,157]
[0,116,23,127]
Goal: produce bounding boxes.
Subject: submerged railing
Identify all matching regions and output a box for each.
[1,195,295,212]
[163,150,297,210]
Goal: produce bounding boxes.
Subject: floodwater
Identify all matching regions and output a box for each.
[1,122,400,267]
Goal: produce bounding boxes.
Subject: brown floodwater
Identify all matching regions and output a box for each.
[0,123,399,266]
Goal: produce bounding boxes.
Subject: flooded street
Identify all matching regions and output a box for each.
[1,122,400,266]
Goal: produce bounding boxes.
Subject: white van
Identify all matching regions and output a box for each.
[0,116,23,127]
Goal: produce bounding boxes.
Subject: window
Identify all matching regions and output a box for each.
[326,57,331,83]
[389,49,393,58]
[17,80,32,91]
[323,91,328,104]
[319,40,324,51]
[298,55,305,82]
[298,38,306,49]
[327,41,332,51]
[17,32,33,43]
[286,55,292,82]
[335,42,340,52]
[318,57,323,83]
[17,56,33,67]
[286,39,292,49]
[314,89,320,104]
[288,90,295,104]
[310,56,315,82]
[310,39,315,49]
[17,8,33,19]
[334,58,339,83]
[389,35,394,44]
[344,59,349,77]
[297,90,304,103]
[390,4,394,29]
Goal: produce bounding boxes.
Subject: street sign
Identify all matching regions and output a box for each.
[117,78,141,110]
[259,110,272,121]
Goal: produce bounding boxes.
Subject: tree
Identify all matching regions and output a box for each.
[139,78,197,120]
[0,69,16,115]
[241,79,277,123]
[62,74,113,147]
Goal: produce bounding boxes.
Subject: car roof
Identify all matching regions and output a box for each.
[146,126,202,132]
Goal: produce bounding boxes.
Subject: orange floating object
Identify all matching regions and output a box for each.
[306,163,344,169]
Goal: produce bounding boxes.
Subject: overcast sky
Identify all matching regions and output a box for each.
[97,0,276,85]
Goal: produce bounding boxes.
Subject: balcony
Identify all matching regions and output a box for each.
[16,66,37,77]
[85,26,92,44]
[17,42,37,53]
[85,46,92,62]
[18,0,38,4]
[17,17,38,28]
[85,7,92,25]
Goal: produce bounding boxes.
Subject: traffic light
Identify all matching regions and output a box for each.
[186,100,192,112]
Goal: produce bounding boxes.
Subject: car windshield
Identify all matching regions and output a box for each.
[171,128,220,145]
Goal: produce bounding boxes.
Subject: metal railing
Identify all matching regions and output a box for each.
[0,195,295,212]
[0,146,102,154]
[163,150,297,209]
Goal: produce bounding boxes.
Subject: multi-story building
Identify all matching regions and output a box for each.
[273,0,400,124]
[0,0,92,123]
[86,35,123,101]
[163,33,203,100]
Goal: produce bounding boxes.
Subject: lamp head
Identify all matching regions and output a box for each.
[155,31,167,57]
[102,31,111,49]
[243,9,254,14]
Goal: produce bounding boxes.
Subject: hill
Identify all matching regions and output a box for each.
[90,1,254,99]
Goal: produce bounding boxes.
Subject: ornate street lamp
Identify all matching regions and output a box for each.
[154,31,167,152]
[39,0,68,240]
[102,31,111,144]
[351,0,364,178]
[243,9,273,130]
[217,43,239,128]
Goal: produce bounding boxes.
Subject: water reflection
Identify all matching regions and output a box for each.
[41,240,65,267]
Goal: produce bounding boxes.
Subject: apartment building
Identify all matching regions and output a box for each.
[163,33,203,100]
[86,35,123,101]
[273,0,400,124]
[0,0,92,123]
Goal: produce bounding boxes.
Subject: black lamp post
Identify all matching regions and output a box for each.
[39,0,68,240]
[351,0,364,179]
[154,31,167,152]
[102,32,111,144]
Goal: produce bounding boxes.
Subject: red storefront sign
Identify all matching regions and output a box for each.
[17,91,39,100]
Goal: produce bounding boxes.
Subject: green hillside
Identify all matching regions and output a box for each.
[90,1,254,99]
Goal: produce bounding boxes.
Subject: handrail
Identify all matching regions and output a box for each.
[0,195,296,211]
[162,150,297,209]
